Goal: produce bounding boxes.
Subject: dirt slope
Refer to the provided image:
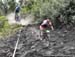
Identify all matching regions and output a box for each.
[0,25,75,57]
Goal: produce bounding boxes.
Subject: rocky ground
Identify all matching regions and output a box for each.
[0,25,75,57]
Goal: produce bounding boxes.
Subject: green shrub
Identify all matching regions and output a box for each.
[0,16,10,31]
[0,16,22,37]
[21,0,75,28]
[21,0,70,20]
[0,16,8,27]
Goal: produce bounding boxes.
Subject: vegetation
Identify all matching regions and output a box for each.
[0,16,22,38]
[20,0,75,29]
[0,0,21,37]
[0,0,16,15]
[21,0,68,19]
[0,0,75,37]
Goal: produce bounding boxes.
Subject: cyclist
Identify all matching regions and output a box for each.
[15,5,20,21]
[39,18,54,40]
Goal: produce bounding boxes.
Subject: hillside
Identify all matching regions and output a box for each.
[0,25,75,57]
[0,0,75,57]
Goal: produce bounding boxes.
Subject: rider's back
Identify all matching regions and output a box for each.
[15,6,20,13]
[41,20,49,25]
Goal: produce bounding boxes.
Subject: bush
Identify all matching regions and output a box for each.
[21,0,71,22]
[0,16,22,37]
[0,16,9,27]
[0,16,10,32]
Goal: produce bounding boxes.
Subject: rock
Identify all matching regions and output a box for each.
[45,50,53,55]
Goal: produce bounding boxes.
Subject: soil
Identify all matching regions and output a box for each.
[0,25,75,57]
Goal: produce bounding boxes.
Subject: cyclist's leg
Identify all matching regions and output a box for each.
[15,13,20,21]
[40,29,48,41]
[42,29,46,39]
[40,25,49,40]
[39,30,44,40]
[40,25,43,36]
[39,25,45,40]
[15,12,18,20]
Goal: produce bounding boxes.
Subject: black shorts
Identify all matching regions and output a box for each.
[41,24,48,28]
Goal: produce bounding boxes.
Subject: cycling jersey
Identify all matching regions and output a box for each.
[41,20,49,25]
[40,19,52,30]
[15,6,20,13]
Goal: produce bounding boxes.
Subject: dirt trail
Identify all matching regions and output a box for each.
[6,13,34,25]
[0,25,75,57]
[1,13,75,57]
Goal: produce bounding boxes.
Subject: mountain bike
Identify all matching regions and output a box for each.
[40,28,50,41]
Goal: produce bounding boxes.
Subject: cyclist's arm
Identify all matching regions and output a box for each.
[51,25,54,30]
[49,21,54,30]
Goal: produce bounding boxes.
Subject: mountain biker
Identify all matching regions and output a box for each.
[15,5,20,21]
[39,18,54,40]
[40,18,54,30]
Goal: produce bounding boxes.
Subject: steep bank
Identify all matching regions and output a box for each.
[0,25,75,57]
